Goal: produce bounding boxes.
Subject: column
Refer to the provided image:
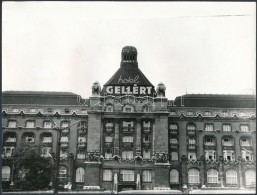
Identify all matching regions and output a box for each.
[238,157,245,189]
[136,118,141,156]
[218,156,224,188]
[181,155,188,190]
[200,155,205,188]
[114,119,120,156]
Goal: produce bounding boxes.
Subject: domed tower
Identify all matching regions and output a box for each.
[120,46,138,68]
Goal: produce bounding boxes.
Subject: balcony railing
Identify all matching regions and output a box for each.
[170,130,178,135]
[60,142,69,148]
[77,142,86,148]
[122,142,133,148]
[105,142,113,147]
[142,142,151,148]
[61,129,69,134]
[123,127,134,133]
[188,144,196,150]
[170,144,178,150]
[142,127,151,134]
[187,130,195,136]
[78,127,87,134]
[5,138,16,143]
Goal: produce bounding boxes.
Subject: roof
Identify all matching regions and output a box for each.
[173,94,256,108]
[2,91,87,105]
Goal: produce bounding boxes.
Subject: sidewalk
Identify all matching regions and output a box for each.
[189,189,256,194]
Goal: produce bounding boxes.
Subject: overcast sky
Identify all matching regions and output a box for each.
[2,1,256,100]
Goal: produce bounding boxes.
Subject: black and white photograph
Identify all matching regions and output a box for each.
[1,1,256,194]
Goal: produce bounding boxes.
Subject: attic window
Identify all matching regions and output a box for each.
[64,109,70,114]
[47,108,53,113]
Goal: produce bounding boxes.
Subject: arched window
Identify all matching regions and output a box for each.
[2,166,11,181]
[76,167,85,182]
[58,166,67,182]
[188,168,200,184]
[170,169,179,183]
[245,169,256,186]
[226,169,237,184]
[207,169,218,184]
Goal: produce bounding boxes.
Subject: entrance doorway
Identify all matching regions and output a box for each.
[118,184,136,192]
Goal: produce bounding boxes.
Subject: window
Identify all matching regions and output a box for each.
[170,138,178,144]
[143,135,151,143]
[143,150,150,159]
[143,170,152,182]
[41,147,51,157]
[105,136,113,142]
[105,149,112,159]
[122,150,133,160]
[47,108,53,113]
[78,136,86,143]
[64,108,70,114]
[8,120,17,128]
[42,135,52,143]
[30,108,37,113]
[187,111,194,116]
[123,105,134,112]
[170,169,179,183]
[60,136,69,142]
[188,152,196,160]
[204,138,215,146]
[43,121,52,128]
[205,124,214,131]
[240,112,247,117]
[222,138,233,146]
[122,136,133,143]
[241,150,253,161]
[240,137,252,146]
[123,121,134,129]
[26,121,35,128]
[143,104,150,112]
[2,166,11,181]
[5,134,16,143]
[207,169,218,184]
[171,152,178,161]
[60,149,68,158]
[222,124,231,132]
[58,166,67,182]
[170,123,178,130]
[226,169,237,185]
[77,150,86,159]
[222,111,229,117]
[187,124,196,130]
[143,121,151,128]
[240,125,249,132]
[170,111,176,115]
[204,111,211,116]
[223,150,235,161]
[11,108,19,112]
[81,109,87,114]
[106,105,113,112]
[24,133,35,142]
[188,169,200,184]
[121,170,134,181]
[188,138,195,144]
[3,147,15,158]
[61,121,69,128]
[76,167,85,182]
[205,150,216,160]
[245,170,256,186]
[103,170,112,181]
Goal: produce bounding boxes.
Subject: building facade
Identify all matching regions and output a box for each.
[2,46,256,192]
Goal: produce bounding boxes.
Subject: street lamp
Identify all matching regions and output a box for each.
[47,116,80,194]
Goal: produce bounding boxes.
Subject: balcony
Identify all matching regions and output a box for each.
[105,142,113,147]
[122,141,133,148]
[170,130,178,135]
[78,127,87,134]
[188,144,196,150]
[77,142,86,148]
[60,142,69,148]
[170,143,178,150]
[142,142,151,148]
[122,127,134,133]
[187,130,195,136]
[142,127,151,134]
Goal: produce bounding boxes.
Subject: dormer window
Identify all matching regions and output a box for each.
[170,123,178,130]
[61,121,69,128]
[204,111,211,116]
[187,124,196,131]
[240,137,252,146]
[11,108,19,113]
[26,121,35,128]
[222,137,234,146]
[222,124,231,132]
[8,120,17,128]
[240,125,249,132]
[64,108,70,114]
[43,121,52,128]
[204,137,215,146]
[187,111,194,116]
[205,124,214,131]
[30,108,37,113]
[123,105,134,112]
[106,105,114,112]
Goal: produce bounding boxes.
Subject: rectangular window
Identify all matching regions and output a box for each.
[64,108,70,114]
[47,108,53,113]
[81,109,87,114]
[187,124,196,130]
[143,135,151,142]
[122,151,133,160]
[105,136,113,142]
[105,149,112,159]
[122,136,133,143]
[11,108,19,112]
[171,152,178,161]
[42,136,52,143]
[204,138,215,146]
[78,136,86,143]
[143,170,152,182]
[241,138,251,146]
[3,147,15,158]
[170,111,176,115]
[170,124,178,130]
[61,121,69,128]
[121,170,134,181]
[43,121,52,128]
[222,138,233,146]
[26,121,35,128]
[60,150,68,158]
[170,138,178,144]
[61,136,69,142]
[240,125,249,132]
[205,150,216,160]
[242,151,253,161]
[143,150,150,159]
[30,108,37,113]
[25,135,35,142]
[222,111,228,117]
[187,111,194,116]
[143,121,151,128]
[103,170,112,181]
[223,150,235,161]
[223,124,231,132]
[188,152,196,160]
[8,121,17,128]
[188,138,195,144]
[204,111,211,116]
[77,150,86,159]
[205,124,214,131]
